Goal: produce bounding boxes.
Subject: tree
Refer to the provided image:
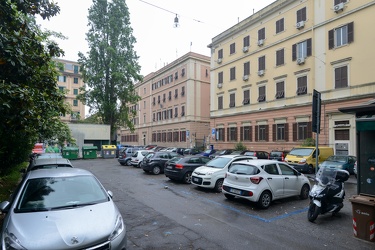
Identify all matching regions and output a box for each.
[0,0,74,174]
[78,0,142,143]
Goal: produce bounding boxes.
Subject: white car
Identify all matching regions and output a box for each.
[130,150,152,167]
[222,159,310,209]
[191,155,256,192]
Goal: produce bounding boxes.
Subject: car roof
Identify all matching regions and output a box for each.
[26,167,93,179]
[28,158,73,171]
[217,155,256,159]
[233,159,284,166]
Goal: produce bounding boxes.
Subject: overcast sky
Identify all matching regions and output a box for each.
[38,0,275,76]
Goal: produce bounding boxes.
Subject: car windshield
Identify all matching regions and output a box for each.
[326,155,346,162]
[145,153,155,159]
[270,152,282,157]
[204,149,212,154]
[288,148,314,156]
[205,157,232,169]
[15,176,108,212]
[141,151,150,156]
[228,163,259,175]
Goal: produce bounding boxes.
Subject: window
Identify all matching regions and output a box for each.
[58,86,65,92]
[296,7,307,22]
[218,72,223,84]
[258,56,265,71]
[144,114,146,124]
[180,131,186,142]
[243,62,250,76]
[276,18,284,34]
[173,131,179,142]
[229,93,235,108]
[243,35,250,48]
[243,90,250,105]
[335,65,348,88]
[255,125,268,141]
[258,86,266,102]
[273,123,288,141]
[329,22,354,49]
[292,38,312,61]
[334,0,347,5]
[57,76,66,82]
[218,49,223,59]
[65,63,73,71]
[168,91,172,100]
[181,86,185,96]
[175,89,178,98]
[293,122,312,141]
[73,99,78,106]
[230,43,236,54]
[216,128,225,141]
[258,27,265,41]
[181,106,185,116]
[158,96,161,103]
[297,76,307,95]
[230,67,236,81]
[228,127,237,141]
[279,163,295,175]
[276,49,284,66]
[275,81,285,99]
[73,65,79,74]
[218,96,223,110]
[240,126,252,141]
[181,68,185,76]
[163,94,166,102]
[174,107,178,117]
[73,89,78,95]
[153,113,156,121]
[264,164,279,175]
[175,72,178,80]
[152,97,155,105]
[73,77,79,84]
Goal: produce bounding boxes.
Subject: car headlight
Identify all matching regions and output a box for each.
[299,158,307,164]
[337,165,343,169]
[108,214,125,241]
[2,229,26,250]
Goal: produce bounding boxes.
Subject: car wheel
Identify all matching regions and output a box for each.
[137,163,142,168]
[299,184,310,200]
[257,191,272,209]
[183,172,192,184]
[224,193,235,200]
[307,165,314,174]
[214,179,224,193]
[126,159,132,166]
[152,166,161,175]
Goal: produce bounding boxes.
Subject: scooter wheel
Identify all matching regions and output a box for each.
[308,202,320,222]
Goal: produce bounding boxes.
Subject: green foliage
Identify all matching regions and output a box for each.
[0,0,74,174]
[234,142,247,151]
[302,138,316,146]
[78,0,142,141]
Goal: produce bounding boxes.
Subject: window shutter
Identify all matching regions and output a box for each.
[292,44,297,61]
[328,29,334,50]
[307,38,312,57]
[249,126,252,142]
[285,123,289,142]
[272,124,276,141]
[265,125,269,142]
[240,127,244,141]
[255,125,259,141]
[293,123,297,141]
[348,22,354,44]
[307,121,312,137]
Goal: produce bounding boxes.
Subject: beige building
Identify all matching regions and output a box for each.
[54,58,85,122]
[208,0,375,155]
[119,52,211,148]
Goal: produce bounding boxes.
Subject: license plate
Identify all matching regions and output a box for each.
[166,165,172,169]
[193,177,199,182]
[230,188,241,195]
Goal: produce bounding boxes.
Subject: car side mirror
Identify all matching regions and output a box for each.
[107,190,113,198]
[0,201,10,213]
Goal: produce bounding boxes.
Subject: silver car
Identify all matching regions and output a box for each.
[0,168,127,250]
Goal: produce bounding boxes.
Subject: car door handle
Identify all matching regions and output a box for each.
[267,177,272,180]
[285,177,289,180]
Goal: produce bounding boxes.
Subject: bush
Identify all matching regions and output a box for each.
[234,142,247,151]
[302,138,316,146]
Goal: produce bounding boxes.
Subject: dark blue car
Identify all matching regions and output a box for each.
[200,149,216,157]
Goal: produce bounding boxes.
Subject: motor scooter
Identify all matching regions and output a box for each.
[307,167,349,222]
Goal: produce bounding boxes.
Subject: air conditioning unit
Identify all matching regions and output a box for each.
[243,46,249,53]
[258,70,264,76]
[243,75,249,81]
[217,58,222,64]
[296,21,305,29]
[258,39,264,46]
[217,83,223,88]
[296,57,305,65]
[334,2,344,13]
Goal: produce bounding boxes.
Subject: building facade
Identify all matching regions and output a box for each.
[119,52,211,149]
[54,58,85,122]
[208,0,375,155]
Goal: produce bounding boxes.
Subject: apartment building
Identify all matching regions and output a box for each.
[55,58,85,122]
[119,52,211,148]
[208,0,375,155]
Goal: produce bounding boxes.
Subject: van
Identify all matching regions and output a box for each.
[284,146,334,174]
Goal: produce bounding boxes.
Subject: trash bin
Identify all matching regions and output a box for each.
[102,145,116,159]
[82,146,98,159]
[349,195,375,242]
[62,147,79,160]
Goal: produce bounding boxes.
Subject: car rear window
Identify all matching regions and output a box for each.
[229,163,259,175]
[270,152,282,157]
[206,157,232,168]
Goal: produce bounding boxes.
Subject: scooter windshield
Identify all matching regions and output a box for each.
[316,167,337,186]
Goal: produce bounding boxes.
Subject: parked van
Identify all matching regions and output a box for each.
[284,146,334,174]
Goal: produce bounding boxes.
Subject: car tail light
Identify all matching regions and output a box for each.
[246,191,254,196]
[281,153,285,161]
[175,164,184,169]
[250,176,263,184]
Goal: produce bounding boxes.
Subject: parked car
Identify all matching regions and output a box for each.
[240,150,269,159]
[222,159,310,209]
[130,150,152,167]
[26,157,73,172]
[268,150,290,161]
[209,149,234,159]
[318,155,357,174]
[118,147,141,166]
[183,148,202,155]
[200,149,217,157]
[0,168,127,250]
[191,155,257,192]
[164,155,211,183]
[140,151,180,175]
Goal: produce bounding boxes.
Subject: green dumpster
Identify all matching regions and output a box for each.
[102,145,116,159]
[82,146,98,159]
[62,147,79,160]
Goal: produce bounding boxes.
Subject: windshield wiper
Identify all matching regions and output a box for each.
[51,202,98,210]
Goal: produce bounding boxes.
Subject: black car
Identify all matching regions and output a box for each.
[140,151,180,175]
[240,150,269,159]
[164,155,211,183]
[209,149,234,159]
[268,150,290,161]
[183,148,202,155]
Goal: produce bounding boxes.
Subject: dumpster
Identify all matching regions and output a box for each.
[62,147,79,160]
[82,146,98,159]
[349,195,375,242]
[102,145,116,159]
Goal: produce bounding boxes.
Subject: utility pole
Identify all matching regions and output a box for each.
[312,89,321,174]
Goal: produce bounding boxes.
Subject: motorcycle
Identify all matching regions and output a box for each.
[307,167,349,222]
